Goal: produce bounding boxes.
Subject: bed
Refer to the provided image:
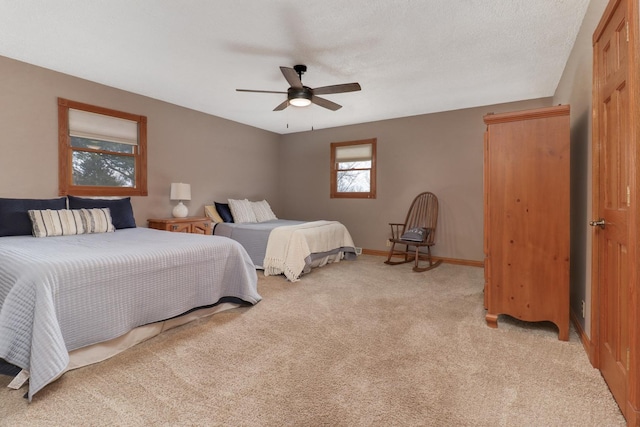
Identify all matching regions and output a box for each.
[0,198,260,401]
[213,219,357,281]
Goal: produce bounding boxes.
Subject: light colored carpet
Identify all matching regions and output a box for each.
[0,255,625,426]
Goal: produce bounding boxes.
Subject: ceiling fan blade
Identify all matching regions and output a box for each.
[280,66,303,89]
[273,99,289,111]
[311,95,342,111]
[236,89,287,94]
[312,82,361,95]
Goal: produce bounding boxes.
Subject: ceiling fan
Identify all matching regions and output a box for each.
[236,65,361,111]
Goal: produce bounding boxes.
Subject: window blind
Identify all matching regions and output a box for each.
[69,108,138,145]
[335,143,372,163]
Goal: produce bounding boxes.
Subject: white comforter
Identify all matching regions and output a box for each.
[263,220,355,281]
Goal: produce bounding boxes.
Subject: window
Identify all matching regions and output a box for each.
[58,98,148,197]
[330,138,376,199]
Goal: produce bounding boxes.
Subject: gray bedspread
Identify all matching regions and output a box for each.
[214,220,306,267]
[0,227,260,400]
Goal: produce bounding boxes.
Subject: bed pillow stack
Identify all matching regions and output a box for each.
[0,196,136,238]
[210,198,278,223]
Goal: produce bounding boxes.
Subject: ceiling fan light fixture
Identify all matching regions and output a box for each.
[289,97,312,107]
[288,87,312,107]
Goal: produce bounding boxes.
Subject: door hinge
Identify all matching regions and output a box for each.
[627,21,630,42]
[627,185,631,206]
[627,348,630,371]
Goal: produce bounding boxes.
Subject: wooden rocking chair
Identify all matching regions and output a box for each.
[384,191,442,272]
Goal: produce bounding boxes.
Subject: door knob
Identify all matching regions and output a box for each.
[589,218,606,229]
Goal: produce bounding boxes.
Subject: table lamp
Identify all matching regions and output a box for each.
[170,183,191,218]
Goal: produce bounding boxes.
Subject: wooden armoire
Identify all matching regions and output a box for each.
[483,105,570,341]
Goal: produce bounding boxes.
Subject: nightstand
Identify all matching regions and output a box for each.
[147,217,213,235]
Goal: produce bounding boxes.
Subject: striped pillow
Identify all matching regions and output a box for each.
[81,208,115,234]
[251,200,277,222]
[28,208,115,237]
[28,209,86,237]
[228,198,257,223]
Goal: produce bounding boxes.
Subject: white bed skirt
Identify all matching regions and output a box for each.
[8,302,240,392]
[68,302,240,370]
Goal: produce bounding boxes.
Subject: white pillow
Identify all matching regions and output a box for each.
[228,199,257,223]
[251,200,277,222]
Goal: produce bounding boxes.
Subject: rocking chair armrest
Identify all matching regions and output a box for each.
[388,223,405,240]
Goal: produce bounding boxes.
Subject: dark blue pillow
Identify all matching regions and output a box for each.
[0,197,67,236]
[215,202,234,223]
[67,196,136,229]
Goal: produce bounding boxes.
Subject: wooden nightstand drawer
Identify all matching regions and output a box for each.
[147,217,213,235]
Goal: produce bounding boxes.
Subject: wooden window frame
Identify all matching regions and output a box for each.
[58,97,148,197]
[330,138,377,199]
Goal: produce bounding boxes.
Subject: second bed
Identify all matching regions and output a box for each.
[213,219,357,281]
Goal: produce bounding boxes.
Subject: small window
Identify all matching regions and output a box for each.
[330,138,376,199]
[58,98,148,197]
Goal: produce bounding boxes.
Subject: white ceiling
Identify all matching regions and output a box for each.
[0,1,590,134]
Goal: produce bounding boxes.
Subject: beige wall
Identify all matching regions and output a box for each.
[279,98,553,262]
[553,0,609,337]
[0,56,282,223]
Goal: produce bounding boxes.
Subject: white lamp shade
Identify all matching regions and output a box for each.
[170,183,191,201]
